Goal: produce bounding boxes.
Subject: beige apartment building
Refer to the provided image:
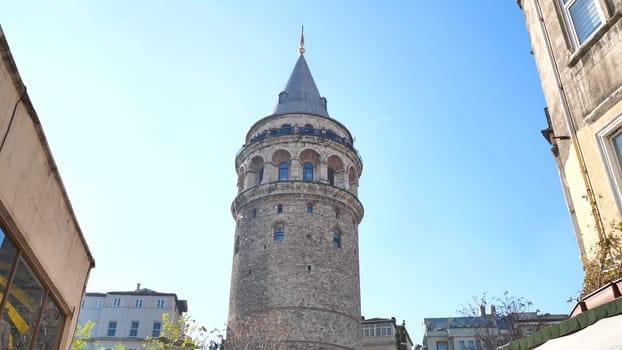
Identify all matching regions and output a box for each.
[519,0,622,264]
[77,286,188,350]
[0,26,95,349]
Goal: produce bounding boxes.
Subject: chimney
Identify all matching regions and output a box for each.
[490,305,496,316]
[136,283,141,291]
[480,305,486,317]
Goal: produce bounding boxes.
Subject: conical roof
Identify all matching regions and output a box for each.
[272,54,329,118]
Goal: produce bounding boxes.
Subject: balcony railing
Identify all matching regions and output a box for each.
[237,125,363,164]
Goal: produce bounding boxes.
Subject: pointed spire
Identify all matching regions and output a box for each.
[272,54,329,118]
[272,29,328,117]
[299,25,305,55]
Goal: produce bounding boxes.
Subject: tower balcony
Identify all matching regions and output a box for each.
[237,124,363,166]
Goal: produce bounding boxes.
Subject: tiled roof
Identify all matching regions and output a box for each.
[272,54,329,118]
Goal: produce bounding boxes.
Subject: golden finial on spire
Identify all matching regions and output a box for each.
[299,25,305,55]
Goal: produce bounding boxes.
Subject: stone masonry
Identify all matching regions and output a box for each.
[227,49,364,350]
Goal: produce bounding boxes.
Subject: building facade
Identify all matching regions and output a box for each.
[362,317,414,350]
[518,0,622,264]
[423,308,566,350]
[227,37,364,349]
[76,285,188,350]
[0,26,95,349]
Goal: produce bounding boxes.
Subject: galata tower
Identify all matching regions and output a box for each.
[227,32,364,350]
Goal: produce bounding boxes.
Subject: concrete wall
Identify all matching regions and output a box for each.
[520,0,622,261]
[0,27,94,348]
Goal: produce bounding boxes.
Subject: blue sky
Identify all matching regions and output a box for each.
[1,1,582,342]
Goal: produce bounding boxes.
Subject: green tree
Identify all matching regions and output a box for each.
[581,222,622,297]
[144,313,199,350]
[71,321,96,350]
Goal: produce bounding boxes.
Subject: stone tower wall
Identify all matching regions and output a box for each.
[228,112,363,349]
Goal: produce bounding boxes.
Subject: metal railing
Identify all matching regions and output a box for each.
[236,125,363,164]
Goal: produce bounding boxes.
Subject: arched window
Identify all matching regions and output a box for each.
[274,226,285,241]
[332,232,341,249]
[277,204,283,214]
[279,162,289,181]
[328,168,335,186]
[250,156,264,186]
[306,203,313,213]
[303,162,313,182]
[327,155,344,187]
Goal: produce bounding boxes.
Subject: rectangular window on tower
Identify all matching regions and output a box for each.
[274,226,285,241]
[328,168,335,186]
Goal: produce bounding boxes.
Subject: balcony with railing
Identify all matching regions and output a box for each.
[237,125,363,164]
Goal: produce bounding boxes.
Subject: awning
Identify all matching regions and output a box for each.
[533,313,622,350]
[500,295,622,350]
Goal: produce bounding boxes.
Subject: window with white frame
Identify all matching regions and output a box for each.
[156,299,165,308]
[362,322,393,337]
[135,298,143,308]
[597,117,622,211]
[107,321,117,337]
[362,323,374,337]
[560,0,604,47]
[464,340,482,350]
[95,300,103,309]
[129,321,139,337]
[152,322,162,337]
[112,297,121,307]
